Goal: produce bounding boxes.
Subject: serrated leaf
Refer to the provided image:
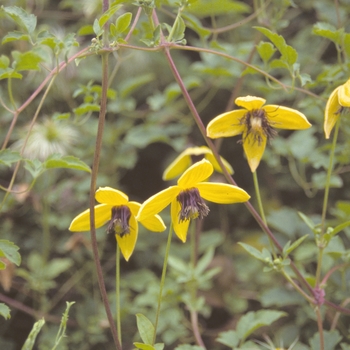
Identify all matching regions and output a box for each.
[114,12,132,34]
[282,45,298,66]
[236,310,286,342]
[0,303,11,320]
[2,31,31,44]
[0,69,23,80]
[43,154,91,173]
[136,313,154,345]
[309,330,342,350]
[0,240,21,266]
[2,6,37,34]
[23,159,43,178]
[21,318,45,350]
[0,149,22,166]
[12,51,42,71]
[256,41,276,62]
[312,22,342,45]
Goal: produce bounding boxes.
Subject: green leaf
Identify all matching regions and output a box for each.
[2,31,31,44]
[73,103,100,116]
[0,149,22,166]
[312,22,342,45]
[181,13,211,38]
[21,318,45,350]
[2,6,37,34]
[136,313,154,345]
[99,4,122,28]
[236,310,286,342]
[174,345,205,350]
[238,242,272,262]
[0,303,11,320]
[0,240,21,266]
[93,19,103,37]
[43,154,91,173]
[298,212,316,232]
[282,234,309,257]
[256,41,276,62]
[255,26,298,66]
[23,159,43,178]
[119,73,155,98]
[216,330,240,347]
[134,344,155,350]
[114,12,132,34]
[186,0,250,18]
[171,15,186,42]
[309,330,342,350]
[328,220,350,237]
[12,51,42,71]
[195,247,214,275]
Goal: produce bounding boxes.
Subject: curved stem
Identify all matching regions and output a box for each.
[153,224,173,345]
[88,52,122,350]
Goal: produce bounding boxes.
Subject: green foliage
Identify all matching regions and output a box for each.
[1,0,350,349]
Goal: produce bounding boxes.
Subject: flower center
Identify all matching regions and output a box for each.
[240,109,277,144]
[107,205,131,237]
[176,188,210,222]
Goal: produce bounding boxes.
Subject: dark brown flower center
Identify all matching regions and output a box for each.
[240,109,277,144]
[176,188,210,222]
[107,205,131,237]
[336,106,350,115]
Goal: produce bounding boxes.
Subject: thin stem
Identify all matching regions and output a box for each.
[253,171,267,224]
[88,52,122,350]
[153,224,173,345]
[163,45,314,297]
[315,306,325,350]
[320,117,340,236]
[281,270,314,304]
[116,245,122,343]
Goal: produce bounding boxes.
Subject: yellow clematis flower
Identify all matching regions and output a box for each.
[69,187,166,261]
[137,159,250,242]
[324,78,350,139]
[206,95,311,172]
[162,145,233,180]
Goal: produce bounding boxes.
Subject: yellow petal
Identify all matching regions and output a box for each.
[196,183,250,203]
[204,153,234,175]
[162,153,191,181]
[338,79,350,106]
[178,159,213,188]
[263,105,311,129]
[95,187,129,205]
[69,204,112,231]
[140,213,166,232]
[324,86,341,139]
[127,201,141,217]
[116,214,138,261]
[171,198,190,242]
[137,186,180,221]
[242,132,267,173]
[206,110,246,139]
[235,96,266,110]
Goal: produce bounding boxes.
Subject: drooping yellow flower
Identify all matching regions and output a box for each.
[163,145,233,180]
[324,78,350,139]
[137,159,250,242]
[206,96,311,172]
[69,187,166,261]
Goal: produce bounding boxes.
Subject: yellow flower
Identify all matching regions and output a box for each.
[137,159,250,242]
[163,145,233,180]
[206,96,311,172]
[69,187,166,261]
[324,78,350,139]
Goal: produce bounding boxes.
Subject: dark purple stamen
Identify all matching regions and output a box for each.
[176,188,210,222]
[107,205,131,237]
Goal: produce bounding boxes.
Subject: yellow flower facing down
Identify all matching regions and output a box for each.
[137,159,250,242]
[163,145,234,180]
[206,96,311,172]
[69,187,166,261]
[324,78,350,139]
